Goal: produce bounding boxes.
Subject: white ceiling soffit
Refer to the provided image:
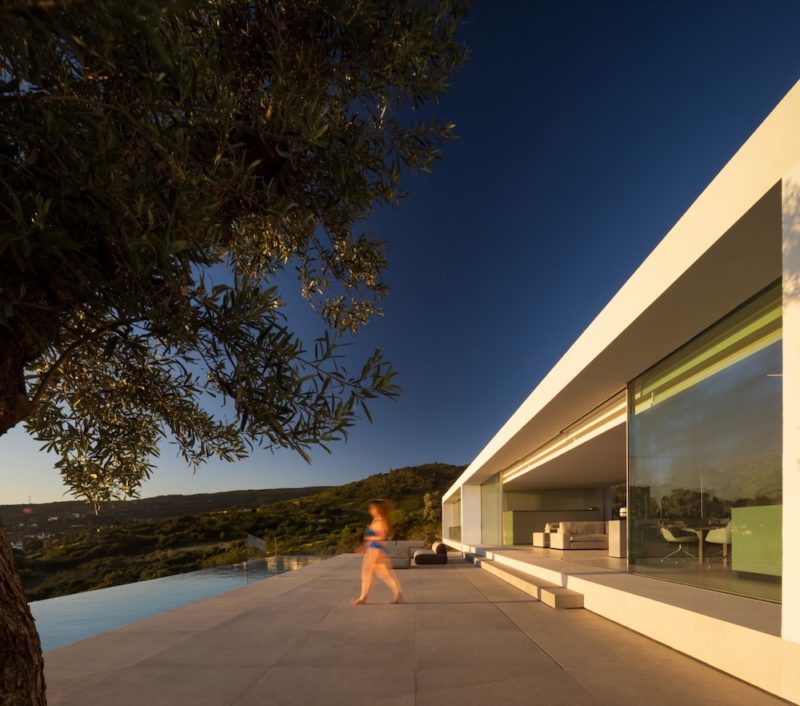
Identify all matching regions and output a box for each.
[501,391,626,485]
[502,424,626,492]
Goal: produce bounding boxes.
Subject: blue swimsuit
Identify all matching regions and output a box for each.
[364,527,386,553]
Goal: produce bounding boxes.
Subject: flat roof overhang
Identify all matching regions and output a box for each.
[502,422,626,491]
[444,80,800,502]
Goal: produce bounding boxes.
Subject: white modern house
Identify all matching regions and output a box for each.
[442,81,800,703]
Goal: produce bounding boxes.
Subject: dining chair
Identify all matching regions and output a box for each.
[659,526,698,562]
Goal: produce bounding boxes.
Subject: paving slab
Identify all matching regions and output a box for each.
[43,554,790,706]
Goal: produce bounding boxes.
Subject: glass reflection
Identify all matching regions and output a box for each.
[628,282,782,603]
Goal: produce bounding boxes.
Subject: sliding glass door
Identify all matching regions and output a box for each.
[628,282,782,602]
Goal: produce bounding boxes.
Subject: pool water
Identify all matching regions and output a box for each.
[30,555,322,651]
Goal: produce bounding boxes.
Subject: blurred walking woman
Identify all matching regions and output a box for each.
[352,499,403,605]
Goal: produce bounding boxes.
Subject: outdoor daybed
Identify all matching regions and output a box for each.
[413,541,449,565]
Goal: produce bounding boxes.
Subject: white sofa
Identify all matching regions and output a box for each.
[549,521,608,550]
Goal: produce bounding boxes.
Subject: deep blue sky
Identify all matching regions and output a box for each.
[4,0,800,504]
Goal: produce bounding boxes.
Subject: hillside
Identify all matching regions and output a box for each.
[15,462,464,600]
[0,486,332,544]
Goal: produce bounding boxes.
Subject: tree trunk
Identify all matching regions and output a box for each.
[0,334,48,705]
[0,521,47,706]
[0,329,36,439]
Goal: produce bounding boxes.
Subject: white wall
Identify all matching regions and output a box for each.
[504,488,605,514]
[460,485,482,545]
[782,164,800,644]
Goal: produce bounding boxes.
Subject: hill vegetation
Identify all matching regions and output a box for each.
[0,486,332,544]
[14,462,463,600]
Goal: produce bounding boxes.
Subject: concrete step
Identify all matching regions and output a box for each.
[475,557,584,609]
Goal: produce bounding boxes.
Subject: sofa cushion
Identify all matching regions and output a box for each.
[570,533,607,542]
[558,521,606,536]
[384,540,425,559]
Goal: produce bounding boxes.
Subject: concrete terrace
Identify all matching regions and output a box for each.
[474,545,782,634]
[43,554,789,706]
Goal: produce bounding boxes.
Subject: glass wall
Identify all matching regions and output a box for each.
[481,473,502,545]
[444,497,461,542]
[628,282,782,602]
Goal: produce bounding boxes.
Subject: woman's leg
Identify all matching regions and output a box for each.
[374,555,403,602]
[353,550,376,604]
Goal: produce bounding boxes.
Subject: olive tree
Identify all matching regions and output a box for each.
[0,1,468,703]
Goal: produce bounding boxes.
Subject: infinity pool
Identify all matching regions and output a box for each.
[30,555,322,651]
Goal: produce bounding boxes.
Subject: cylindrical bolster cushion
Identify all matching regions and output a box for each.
[432,541,448,556]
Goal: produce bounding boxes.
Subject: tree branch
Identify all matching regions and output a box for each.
[28,318,141,410]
